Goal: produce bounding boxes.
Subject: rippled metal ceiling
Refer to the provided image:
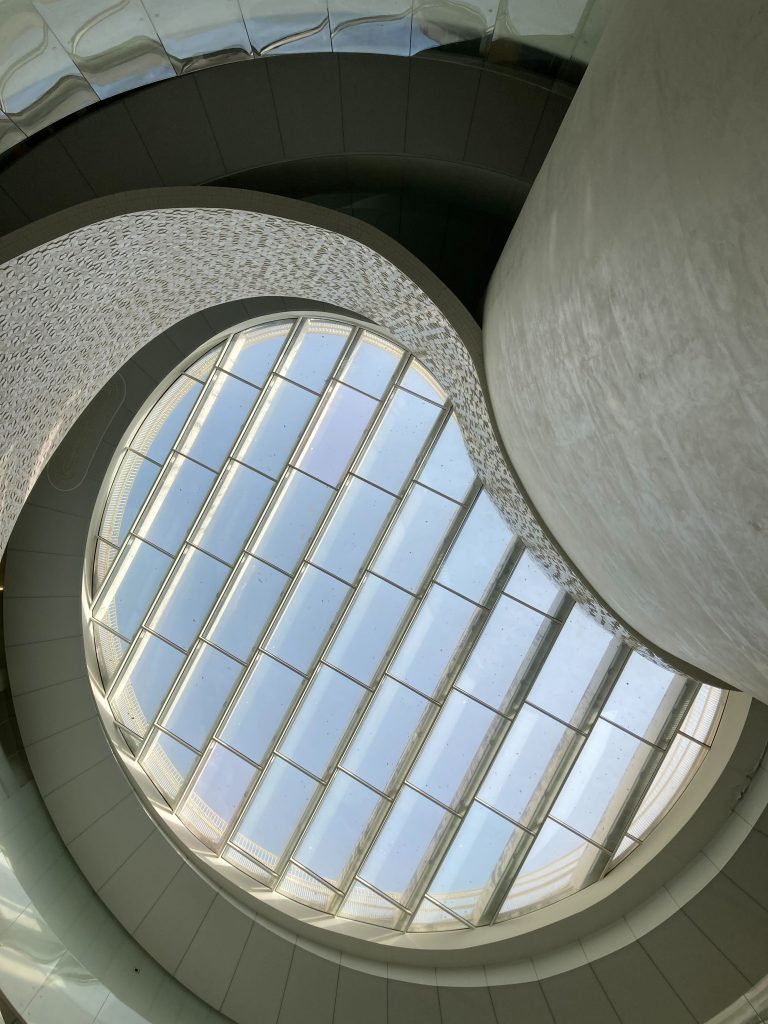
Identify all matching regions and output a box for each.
[0,0,611,152]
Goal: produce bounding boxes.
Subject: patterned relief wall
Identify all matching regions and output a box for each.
[0,201,669,668]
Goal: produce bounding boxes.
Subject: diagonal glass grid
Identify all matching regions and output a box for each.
[87,314,724,932]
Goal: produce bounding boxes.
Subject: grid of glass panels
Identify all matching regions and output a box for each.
[86,314,727,933]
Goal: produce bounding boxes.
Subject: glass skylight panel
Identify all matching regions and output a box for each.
[325,574,412,685]
[437,490,515,603]
[203,556,289,663]
[372,483,459,594]
[178,744,256,849]
[277,319,350,392]
[141,730,198,803]
[504,551,562,615]
[92,537,171,641]
[360,787,454,909]
[355,387,441,493]
[416,415,476,503]
[131,374,202,463]
[219,322,290,386]
[264,565,350,673]
[456,595,550,712]
[309,476,395,583]
[601,654,686,743]
[526,607,615,726]
[135,454,215,554]
[178,371,259,470]
[231,758,319,871]
[428,803,524,925]
[277,666,366,779]
[218,655,304,766]
[110,632,185,737]
[191,462,274,565]
[409,691,503,811]
[342,677,431,794]
[161,643,242,751]
[88,314,721,933]
[99,451,160,546]
[550,719,657,846]
[478,705,575,828]
[294,772,383,890]
[498,819,605,919]
[294,383,377,486]
[249,469,334,573]
[389,584,479,699]
[235,376,318,478]
[147,547,229,652]
[338,332,401,398]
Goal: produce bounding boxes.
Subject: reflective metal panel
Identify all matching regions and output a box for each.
[142,0,252,72]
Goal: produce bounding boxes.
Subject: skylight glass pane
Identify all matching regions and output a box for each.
[203,557,289,663]
[355,388,441,493]
[141,731,198,803]
[178,744,256,850]
[148,548,229,652]
[236,377,318,478]
[218,655,304,766]
[479,705,574,827]
[162,644,242,751]
[626,734,706,841]
[232,759,319,871]
[428,803,523,924]
[680,685,724,744]
[342,677,431,794]
[456,595,549,712]
[278,667,366,779]
[360,788,453,909]
[551,719,657,846]
[416,415,476,503]
[309,476,395,583]
[265,566,350,673]
[497,819,605,919]
[220,322,290,386]
[526,607,615,726]
[409,898,468,932]
[437,491,515,603]
[372,484,459,593]
[92,537,171,641]
[110,632,185,737]
[191,462,274,565]
[136,454,215,554]
[249,469,334,573]
[186,346,222,383]
[400,362,446,404]
[100,451,160,546]
[325,574,412,685]
[409,691,503,811]
[93,540,119,594]
[339,882,402,929]
[178,371,259,470]
[294,772,383,889]
[278,319,350,392]
[92,623,129,686]
[294,383,377,486]
[131,375,202,463]
[338,332,401,398]
[278,865,337,912]
[601,654,686,743]
[504,550,561,615]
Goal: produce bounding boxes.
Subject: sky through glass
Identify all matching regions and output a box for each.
[87,314,727,933]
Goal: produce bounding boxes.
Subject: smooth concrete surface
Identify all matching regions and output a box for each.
[4,299,768,1023]
[484,0,768,699]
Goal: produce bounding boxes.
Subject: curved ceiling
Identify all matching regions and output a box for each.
[0,0,612,148]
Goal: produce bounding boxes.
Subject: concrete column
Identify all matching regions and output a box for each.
[484,0,768,700]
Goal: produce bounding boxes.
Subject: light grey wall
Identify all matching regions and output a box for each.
[483,0,768,700]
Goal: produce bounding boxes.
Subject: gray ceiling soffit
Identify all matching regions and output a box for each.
[0,53,569,316]
[0,0,612,149]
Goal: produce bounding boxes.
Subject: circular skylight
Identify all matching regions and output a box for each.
[86,314,726,933]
